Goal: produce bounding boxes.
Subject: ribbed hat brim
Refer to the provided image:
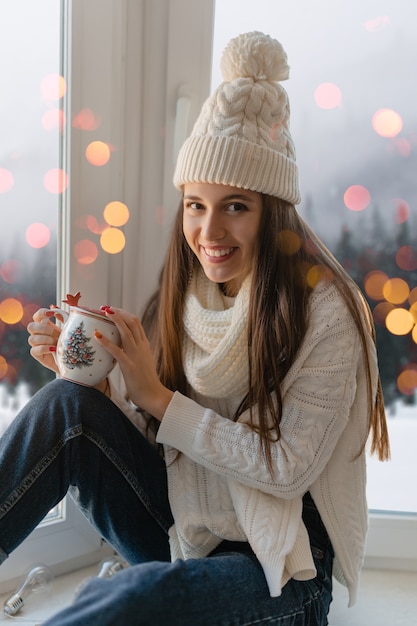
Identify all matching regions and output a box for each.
[174,135,301,205]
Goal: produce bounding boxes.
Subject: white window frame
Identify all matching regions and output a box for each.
[0,0,214,594]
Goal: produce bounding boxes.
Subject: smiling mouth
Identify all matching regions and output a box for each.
[203,247,236,258]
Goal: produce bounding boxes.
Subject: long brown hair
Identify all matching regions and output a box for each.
[142,194,390,466]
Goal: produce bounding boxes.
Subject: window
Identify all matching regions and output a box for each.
[0,0,214,593]
[0,0,58,436]
[212,0,417,568]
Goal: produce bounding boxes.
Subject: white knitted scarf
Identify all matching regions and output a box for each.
[183,269,250,399]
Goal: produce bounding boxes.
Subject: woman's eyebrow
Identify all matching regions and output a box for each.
[183,194,256,202]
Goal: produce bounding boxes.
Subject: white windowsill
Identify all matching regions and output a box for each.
[1,564,416,625]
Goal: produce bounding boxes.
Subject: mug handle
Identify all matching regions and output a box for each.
[47,307,69,323]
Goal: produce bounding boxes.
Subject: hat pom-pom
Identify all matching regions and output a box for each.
[220,31,290,83]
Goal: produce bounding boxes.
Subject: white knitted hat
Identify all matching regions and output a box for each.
[174,31,300,204]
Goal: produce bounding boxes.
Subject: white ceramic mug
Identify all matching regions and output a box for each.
[51,306,121,386]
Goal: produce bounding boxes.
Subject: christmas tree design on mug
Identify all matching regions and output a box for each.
[62,320,96,370]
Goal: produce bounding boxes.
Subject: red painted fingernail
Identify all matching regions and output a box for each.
[45,311,55,317]
[106,308,115,315]
[49,346,57,352]
[95,330,103,339]
[100,305,109,311]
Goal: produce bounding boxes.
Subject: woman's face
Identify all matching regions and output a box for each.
[183,183,263,294]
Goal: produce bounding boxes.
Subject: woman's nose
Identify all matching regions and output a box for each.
[201,212,225,241]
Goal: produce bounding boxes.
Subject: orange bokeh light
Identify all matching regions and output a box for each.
[314,83,342,109]
[383,278,409,304]
[397,367,417,395]
[276,230,302,255]
[364,271,389,301]
[409,287,417,305]
[100,228,126,254]
[343,185,371,212]
[372,108,403,138]
[0,298,24,325]
[0,355,8,379]
[44,168,69,194]
[103,201,130,227]
[0,168,14,193]
[85,141,111,166]
[40,74,67,102]
[385,308,414,335]
[74,239,99,265]
[306,265,333,289]
[25,223,51,249]
[372,301,395,326]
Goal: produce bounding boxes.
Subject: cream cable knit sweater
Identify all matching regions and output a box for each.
[110,274,376,607]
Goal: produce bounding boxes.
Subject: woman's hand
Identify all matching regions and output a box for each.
[27,307,63,374]
[95,308,173,421]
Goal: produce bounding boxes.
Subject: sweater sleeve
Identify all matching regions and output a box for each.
[157,283,365,498]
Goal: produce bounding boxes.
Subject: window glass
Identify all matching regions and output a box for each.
[0,0,60,435]
[213,0,417,513]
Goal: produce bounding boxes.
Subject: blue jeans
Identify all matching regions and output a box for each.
[0,380,333,625]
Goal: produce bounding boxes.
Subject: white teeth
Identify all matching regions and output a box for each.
[204,247,234,257]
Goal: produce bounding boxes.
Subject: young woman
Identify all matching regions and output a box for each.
[0,32,389,625]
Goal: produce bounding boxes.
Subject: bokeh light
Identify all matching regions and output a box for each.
[0,298,24,325]
[72,108,102,131]
[413,325,417,345]
[394,199,410,224]
[306,265,333,289]
[0,259,23,284]
[21,303,39,326]
[392,138,411,158]
[74,239,99,265]
[372,108,403,138]
[372,301,395,326]
[87,215,106,234]
[396,246,417,271]
[363,15,390,32]
[85,141,111,166]
[409,287,417,305]
[364,270,389,301]
[397,367,417,395]
[410,302,417,324]
[343,185,371,212]
[385,308,414,335]
[103,201,130,227]
[42,108,65,132]
[276,230,302,255]
[314,83,342,109]
[0,168,14,193]
[25,223,51,249]
[383,278,409,304]
[44,168,69,194]
[100,227,126,254]
[40,73,67,101]
[0,355,8,380]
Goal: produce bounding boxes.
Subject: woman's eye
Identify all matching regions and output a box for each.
[227,202,247,212]
[185,202,203,211]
